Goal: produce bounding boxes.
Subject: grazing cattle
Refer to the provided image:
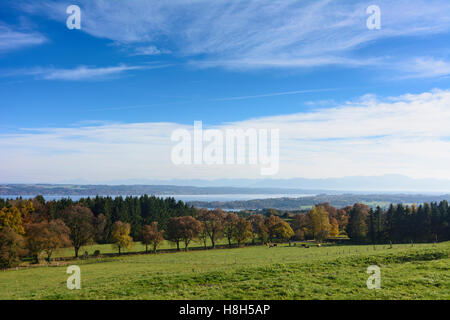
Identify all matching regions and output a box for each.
[317,244,322,248]
[266,242,278,248]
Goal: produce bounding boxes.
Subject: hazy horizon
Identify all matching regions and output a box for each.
[3,174,450,194]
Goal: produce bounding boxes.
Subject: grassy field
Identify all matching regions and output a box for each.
[53,238,231,258]
[0,242,448,300]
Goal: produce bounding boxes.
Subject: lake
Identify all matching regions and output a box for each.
[0,193,313,202]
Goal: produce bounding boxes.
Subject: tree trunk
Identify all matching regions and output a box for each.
[75,246,79,258]
[119,246,121,255]
[145,244,148,253]
[176,241,180,251]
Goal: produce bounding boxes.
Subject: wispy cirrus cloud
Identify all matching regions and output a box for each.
[2,90,450,182]
[132,45,170,56]
[210,88,337,102]
[15,0,450,71]
[37,65,144,81]
[396,57,450,79]
[0,23,47,53]
[4,64,168,81]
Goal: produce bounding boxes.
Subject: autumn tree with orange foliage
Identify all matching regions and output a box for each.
[198,209,225,248]
[330,217,340,237]
[0,227,25,268]
[233,217,252,246]
[167,216,202,251]
[25,220,71,262]
[141,222,164,253]
[248,214,268,244]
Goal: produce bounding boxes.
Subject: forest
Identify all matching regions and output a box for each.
[0,195,449,268]
[189,193,450,210]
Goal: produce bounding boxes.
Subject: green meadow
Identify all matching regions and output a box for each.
[53,238,229,258]
[1,241,448,300]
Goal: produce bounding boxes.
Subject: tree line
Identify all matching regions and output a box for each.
[292,202,450,244]
[1,196,449,268]
[0,196,293,267]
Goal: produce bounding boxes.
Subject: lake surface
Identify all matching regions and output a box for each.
[0,193,313,202]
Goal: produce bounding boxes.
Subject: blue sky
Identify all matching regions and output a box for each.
[2,0,450,183]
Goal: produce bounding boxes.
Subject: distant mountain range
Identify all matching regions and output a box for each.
[45,174,450,193]
[3,175,450,200]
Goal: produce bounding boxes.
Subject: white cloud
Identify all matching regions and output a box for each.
[305,99,337,107]
[133,45,169,56]
[40,65,143,80]
[5,64,166,81]
[397,57,450,79]
[2,90,450,182]
[0,23,47,53]
[17,0,450,70]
